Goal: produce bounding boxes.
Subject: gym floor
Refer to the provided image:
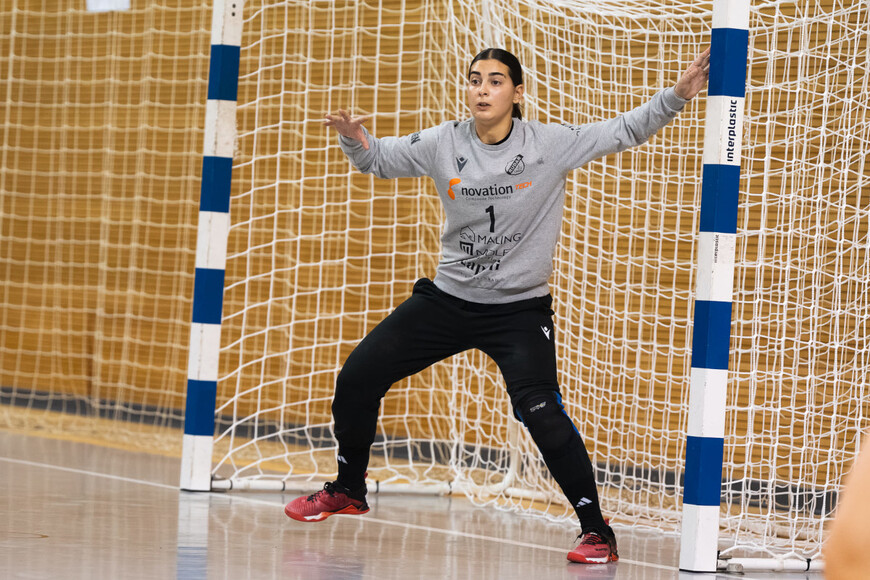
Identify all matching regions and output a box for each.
[0,430,825,580]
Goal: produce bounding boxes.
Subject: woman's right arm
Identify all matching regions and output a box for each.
[325,110,437,179]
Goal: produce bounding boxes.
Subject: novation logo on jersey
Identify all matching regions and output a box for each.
[446,178,532,200]
[448,178,462,200]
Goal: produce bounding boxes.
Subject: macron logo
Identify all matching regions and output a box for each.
[456,156,468,173]
[541,326,551,340]
[337,455,348,464]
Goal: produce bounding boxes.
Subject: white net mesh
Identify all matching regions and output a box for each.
[215,0,870,559]
[721,1,870,558]
[0,2,211,444]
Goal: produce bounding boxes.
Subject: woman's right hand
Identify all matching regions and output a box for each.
[324,110,371,150]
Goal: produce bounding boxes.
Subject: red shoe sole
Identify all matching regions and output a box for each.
[567,552,619,564]
[284,503,370,523]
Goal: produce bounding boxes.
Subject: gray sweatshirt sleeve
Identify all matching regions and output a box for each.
[550,87,688,170]
[338,124,439,179]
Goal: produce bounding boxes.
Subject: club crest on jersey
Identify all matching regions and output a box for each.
[505,154,524,175]
[456,156,469,173]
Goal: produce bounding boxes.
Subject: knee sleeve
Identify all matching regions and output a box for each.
[515,391,577,453]
[515,391,601,522]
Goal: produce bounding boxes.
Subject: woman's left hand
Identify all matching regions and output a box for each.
[674,48,711,100]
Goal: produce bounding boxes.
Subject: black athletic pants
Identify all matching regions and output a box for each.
[331,278,607,531]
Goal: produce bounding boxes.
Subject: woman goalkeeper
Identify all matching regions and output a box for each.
[285,46,710,564]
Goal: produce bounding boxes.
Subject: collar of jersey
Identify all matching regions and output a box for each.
[469,117,520,151]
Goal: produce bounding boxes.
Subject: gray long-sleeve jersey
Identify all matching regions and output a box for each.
[339,87,687,304]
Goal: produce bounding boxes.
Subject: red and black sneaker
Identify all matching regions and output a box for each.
[284,481,370,523]
[567,523,619,564]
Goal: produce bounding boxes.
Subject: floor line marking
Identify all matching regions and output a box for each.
[6,456,777,576]
[0,456,177,490]
[226,493,680,572]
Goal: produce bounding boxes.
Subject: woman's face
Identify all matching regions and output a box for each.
[467,59,524,125]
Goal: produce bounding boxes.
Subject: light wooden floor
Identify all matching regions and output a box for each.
[0,430,824,580]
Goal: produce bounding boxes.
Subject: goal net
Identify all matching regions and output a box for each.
[216,0,869,561]
[1,0,867,565]
[0,2,212,446]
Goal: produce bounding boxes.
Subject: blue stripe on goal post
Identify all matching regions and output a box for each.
[180,0,245,492]
[200,156,233,213]
[684,436,726,506]
[207,44,241,102]
[191,268,226,325]
[708,28,750,98]
[679,0,750,572]
[184,379,218,437]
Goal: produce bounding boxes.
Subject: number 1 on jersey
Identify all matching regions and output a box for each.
[485,205,495,233]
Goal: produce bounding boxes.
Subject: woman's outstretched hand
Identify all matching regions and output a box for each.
[324,110,371,150]
[674,48,711,100]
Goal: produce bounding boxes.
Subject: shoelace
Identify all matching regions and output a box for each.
[578,532,605,546]
[306,481,338,502]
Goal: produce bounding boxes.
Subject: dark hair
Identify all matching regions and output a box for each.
[468,48,524,120]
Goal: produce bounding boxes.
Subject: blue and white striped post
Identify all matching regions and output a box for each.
[180,0,244,491]
[679,0,750,571]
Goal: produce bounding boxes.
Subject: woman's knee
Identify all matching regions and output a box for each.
[514,390,576,451]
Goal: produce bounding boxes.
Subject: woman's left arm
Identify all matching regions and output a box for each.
[550,48,710,170]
